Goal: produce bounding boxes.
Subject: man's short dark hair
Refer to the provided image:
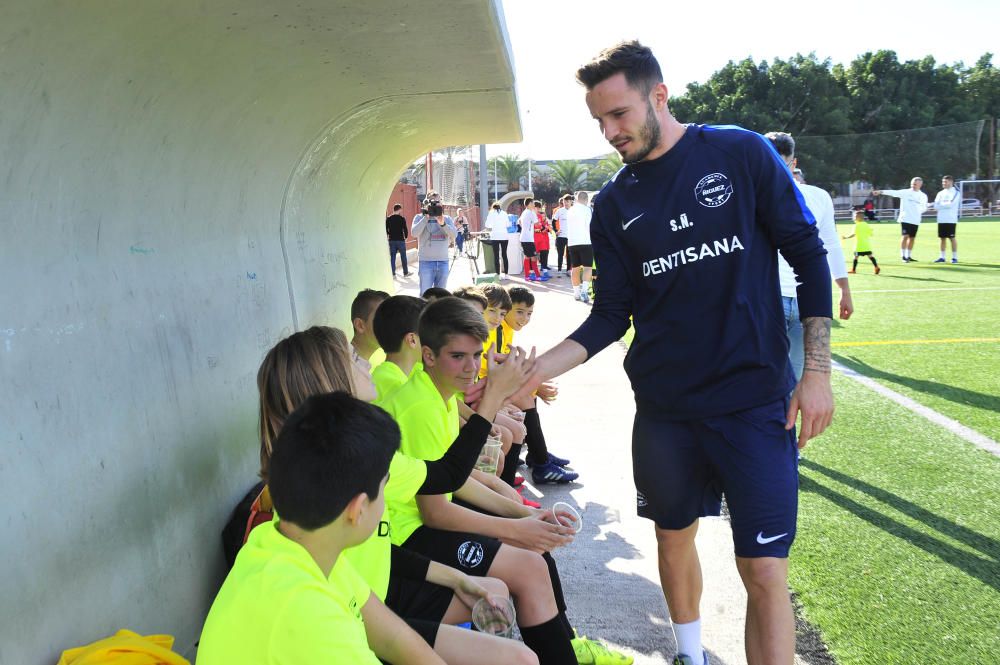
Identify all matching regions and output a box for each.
[351,289,389,322]
[507,286,535,307]
[523,197,534,208]
[393,203,402,212]
[576,40,663,95]
[421,287,453,301]
[373,295,427,353]
[764,131,795,159]
[419,297,489,355]
[481,283,512,311]
[942,175,954,181]
[269,392,398,531]
[561,194,574,202]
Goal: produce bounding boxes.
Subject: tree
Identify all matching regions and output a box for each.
[585,153,624,190]
[548,160,589,194]
[495,154,528,192]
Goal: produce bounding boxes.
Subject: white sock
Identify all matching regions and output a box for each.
[904,249,911,259]
[583,280,591,293]
[952,252,958,259]
[672,619,702,659]
[940,250,946,259]
[573,285,581,296]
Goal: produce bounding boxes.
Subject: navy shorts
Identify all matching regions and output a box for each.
[632,398,798,558]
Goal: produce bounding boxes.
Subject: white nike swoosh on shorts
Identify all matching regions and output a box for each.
[756,531,788,545]
[621,213,644,230]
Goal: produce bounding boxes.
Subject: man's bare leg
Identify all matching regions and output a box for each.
[656,522,703,654]
[735,556,794,665]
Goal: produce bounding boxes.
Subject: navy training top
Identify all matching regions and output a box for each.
[567,124,832,420]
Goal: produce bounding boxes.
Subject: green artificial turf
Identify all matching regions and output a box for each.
[792,373,1000,665]
[831,219,1000,441]
[618,218,1000,663]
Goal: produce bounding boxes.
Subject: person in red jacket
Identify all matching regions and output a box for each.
[533,200,553,275]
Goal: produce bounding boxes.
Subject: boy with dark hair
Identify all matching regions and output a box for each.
[351,289,390,362]
[380,298,594,665]
[199,392,444,665]
[501,287,578,485]
[422,287,453,301]
[372,295,428,400]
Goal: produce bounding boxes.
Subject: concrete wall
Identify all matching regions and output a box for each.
[0,1,520,661]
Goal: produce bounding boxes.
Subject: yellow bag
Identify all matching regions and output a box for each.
[57,628,189,665]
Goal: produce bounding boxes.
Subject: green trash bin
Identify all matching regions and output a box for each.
[480,239,496,276]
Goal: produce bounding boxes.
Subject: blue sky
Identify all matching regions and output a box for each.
[490,0,1000,160]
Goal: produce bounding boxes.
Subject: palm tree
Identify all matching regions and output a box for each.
[438,145,471,204]
[495,154,528,192]
[585,152,624,190]
[549,159,589,194]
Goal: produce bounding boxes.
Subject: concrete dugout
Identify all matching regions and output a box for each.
[0,1,520,661]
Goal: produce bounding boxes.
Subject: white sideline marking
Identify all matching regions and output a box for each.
[833,360,1000,457]
[851,286,1000,294]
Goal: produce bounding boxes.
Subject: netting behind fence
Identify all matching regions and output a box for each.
[795,120,986,191]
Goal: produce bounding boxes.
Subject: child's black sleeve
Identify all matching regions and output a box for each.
[418,413,492,494]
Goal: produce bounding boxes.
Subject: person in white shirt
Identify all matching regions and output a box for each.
[565,191,594,303]
[766,132,854,381]
[873,177,928,262]
[930,175,960,263]
[484,202,511,277]
[552,195,572,276]
[517,198,546,281]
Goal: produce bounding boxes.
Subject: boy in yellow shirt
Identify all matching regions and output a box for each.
[198,392,444,665]
[371,295,427,401]
[843,209,880,275]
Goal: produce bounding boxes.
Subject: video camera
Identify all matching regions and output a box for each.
[423,200,444,218]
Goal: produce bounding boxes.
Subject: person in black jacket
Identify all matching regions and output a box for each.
[386,203,410,277]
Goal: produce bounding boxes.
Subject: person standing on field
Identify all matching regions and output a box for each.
[873,177,927,262]
[524,41,834,665]
[930,175,960,263]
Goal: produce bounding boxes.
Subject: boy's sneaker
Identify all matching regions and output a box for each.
[848,269,856,273]
[540,274,551,281]
[951,258,958,263]
[574,292,583,301]
[581,292,591,304]
[671,651,708,665]
[526,274,537,281]
[572,632,634,665]
[513,474,525,487]
[875,266,881,274]
[531,461,579,484]
[934,257,946,263]
[525,452,570,467]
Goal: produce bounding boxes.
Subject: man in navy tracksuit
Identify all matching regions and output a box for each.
[528,42,834,665]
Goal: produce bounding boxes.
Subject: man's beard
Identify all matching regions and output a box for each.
[620,102,661,164]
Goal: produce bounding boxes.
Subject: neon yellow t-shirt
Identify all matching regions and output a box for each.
[343,452,428,600]
[198,521,378,665]
[380,367,460,544]
[372,360,422,403]
[854,221,873,253]
[479,321,515,379]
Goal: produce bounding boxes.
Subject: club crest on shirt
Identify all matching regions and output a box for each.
[457,540,485,568]
[695,173,733,208]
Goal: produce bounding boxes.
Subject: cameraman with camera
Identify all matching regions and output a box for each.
[412,190,458,294]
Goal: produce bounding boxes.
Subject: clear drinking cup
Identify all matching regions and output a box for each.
[475,435,503,475]
[551,501,583,533]
[472,595,516,638]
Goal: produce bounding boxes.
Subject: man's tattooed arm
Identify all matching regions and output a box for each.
[802,317,832,374]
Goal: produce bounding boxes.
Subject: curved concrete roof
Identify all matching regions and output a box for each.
[0,1,520,661]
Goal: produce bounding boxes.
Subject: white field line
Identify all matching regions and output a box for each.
[851,286,1000,294]
[833,360,1000,458]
